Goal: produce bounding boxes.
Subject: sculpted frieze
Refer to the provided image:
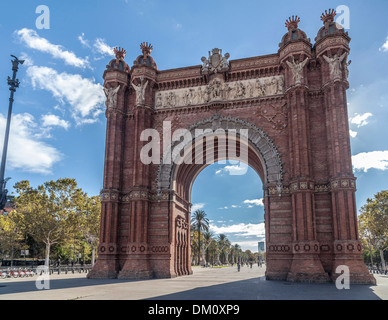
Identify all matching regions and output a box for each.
[154,75,284,109]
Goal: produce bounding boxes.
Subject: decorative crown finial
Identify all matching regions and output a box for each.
[321,9,336,24]
[285,15,300,30]
[114,47,127,60]
[140,42,153,62]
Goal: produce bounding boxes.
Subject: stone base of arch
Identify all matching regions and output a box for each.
[117,256,153,279]
[87,256,119,279]
[285,241,331,283]
[286,260,331,283]
[330,240,376,285]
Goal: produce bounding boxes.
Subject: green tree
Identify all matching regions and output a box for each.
[191,210,209,266]
[13,179,86,267]
[82,195,101,266]
[359,190,388,270]
[0,212,25,265]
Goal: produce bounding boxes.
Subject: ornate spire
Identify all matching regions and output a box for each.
[107,47,130,73]
[285,15,300,30]
[320,9,336,24]
[140,42,153,63]
[114,47,127,61]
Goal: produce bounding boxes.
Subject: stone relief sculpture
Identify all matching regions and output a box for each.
[201,48,230,74]
[155,92,163,108]
[196,87,207,104]
[104,85,120,109]
[256,79,266,97]
[208,79,223,101]
[235,81,246,99]
[323,52,347,80]
[154,75,285,109]
[276,76,284,94]
[132,78,149,105]
[286,55,309,85]
[166,92,177,107]
[201,56,209,72]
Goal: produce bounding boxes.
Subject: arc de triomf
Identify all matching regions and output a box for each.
[88,10,375,284]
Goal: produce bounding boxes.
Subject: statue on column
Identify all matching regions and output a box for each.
[344,58,351,80]
[132,77,149,105]
[104,85,121,109]
[286,55,309,85]
[323,52,347,80]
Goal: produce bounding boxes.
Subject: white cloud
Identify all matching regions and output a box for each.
[234,240,264,252]
[215,163,248,176]
[41,114,70,130]
[379,36,388,52]
[243,199,264,207]
[210,222,265,238]
[191,203,205,213]
[349,113,373,128]
[27,66,105,125]
[19,52,34,66]
[349,129,358,138]
[94,38,115,57]
[217,199,263,210]
[352,151,388,172]
[16,28,89,69]
[78,33,91,48]
[0,113,62,174]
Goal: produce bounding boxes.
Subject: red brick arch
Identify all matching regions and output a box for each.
[88,12,375,284]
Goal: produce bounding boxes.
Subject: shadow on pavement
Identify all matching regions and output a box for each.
[0,273,381,300]
[146,276,381,300]
[0,276,158,296]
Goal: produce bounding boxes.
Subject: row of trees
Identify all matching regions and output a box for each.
[191,209,261,266]
[4,181,384,271]
[0,179,100,267]
[359,190,388,270]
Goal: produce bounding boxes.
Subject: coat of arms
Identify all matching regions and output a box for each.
[201,48,230,74]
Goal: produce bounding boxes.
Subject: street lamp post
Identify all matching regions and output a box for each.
[0,55,24,211]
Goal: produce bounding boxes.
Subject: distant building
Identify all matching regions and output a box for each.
[258,241,265,253]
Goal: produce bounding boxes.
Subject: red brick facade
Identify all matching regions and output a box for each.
[88,12,375,284]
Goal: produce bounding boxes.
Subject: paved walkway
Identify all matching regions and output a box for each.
[0,266,387,300]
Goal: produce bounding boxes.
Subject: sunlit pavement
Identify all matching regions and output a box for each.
[0,265,387,300]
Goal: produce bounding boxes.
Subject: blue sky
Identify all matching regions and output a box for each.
[0,0,387,251]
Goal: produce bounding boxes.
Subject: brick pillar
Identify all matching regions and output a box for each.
[314,14,375,282]
[285,86,330,282]
[118,76,155,279]
[88,65,129,279]
[322,81,375,284]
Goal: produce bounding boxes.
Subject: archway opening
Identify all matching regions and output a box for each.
[157,116,284,278]
[189,161,266,270]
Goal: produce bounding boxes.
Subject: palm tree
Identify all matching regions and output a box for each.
[224,239,231,264]
[202,230,214,265]
[230,243,239,264]
[217,234,228,265]
[191,209,209,266]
